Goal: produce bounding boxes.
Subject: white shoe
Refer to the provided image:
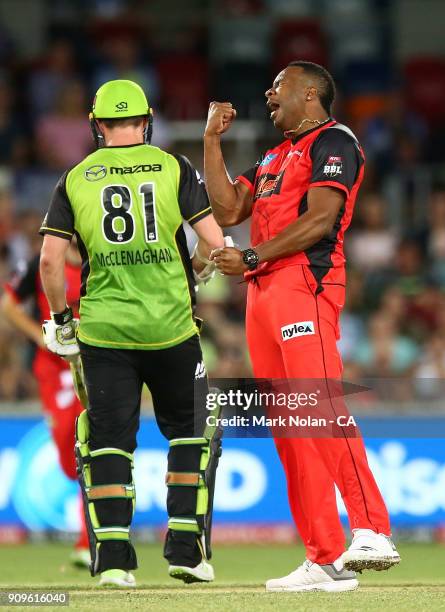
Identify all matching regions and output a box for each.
[265,558,358,593]
[342,529,401,572]
[70,547,91,569]
[99,569,136,587]
[168,560,215,584]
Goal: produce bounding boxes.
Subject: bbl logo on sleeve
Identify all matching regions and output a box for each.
[323,156,343,178]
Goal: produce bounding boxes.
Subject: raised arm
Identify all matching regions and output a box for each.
[204,102,253,227]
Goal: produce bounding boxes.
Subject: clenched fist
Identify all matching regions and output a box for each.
[210,246,247,276]
[205,102,237,137]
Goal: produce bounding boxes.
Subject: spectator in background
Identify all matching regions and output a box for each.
[379,287,407,324]
[90,34,172,147]
[415,335,445,400]
[338,270,366,361]
[28,39,80,117]
[6,210,42,272]
[34,80,92,170]
[92,36,160,107]
[362,90,427,182]
[0,78,27,167]
[363,238,428,311]
[0,322,34,400]
[353,311,419,378]
[414,189,445,287]
[377,282,440,346]
[196,275,251,377]
[348,193,397,272]
[393,239,429,298]
[209,322,251,377]
[0,170,14,261]
[415,285,445,400]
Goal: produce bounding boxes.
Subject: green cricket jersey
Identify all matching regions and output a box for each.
[40,144,211,349]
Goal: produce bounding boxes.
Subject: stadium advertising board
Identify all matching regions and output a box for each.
[0,417,444,532]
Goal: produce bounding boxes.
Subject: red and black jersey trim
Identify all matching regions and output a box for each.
[4,255,39,302]
[237,174,255,193]
[299,193,346,292]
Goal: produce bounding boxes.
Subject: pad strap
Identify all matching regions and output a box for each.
[86,484,135,500]
[166,472,201,486]
[168,517,200,533]
[90,447,134,464]
[94,527,130,541]
[169,437,207,447]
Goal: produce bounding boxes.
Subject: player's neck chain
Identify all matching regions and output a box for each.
[284,117,331,140]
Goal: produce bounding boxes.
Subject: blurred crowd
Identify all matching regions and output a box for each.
[1,0,445,403]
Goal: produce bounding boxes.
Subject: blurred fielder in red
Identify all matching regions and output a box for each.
[204,61,400,593]
[2,240,89,568]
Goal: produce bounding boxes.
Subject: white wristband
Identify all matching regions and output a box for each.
[191,243,212,265]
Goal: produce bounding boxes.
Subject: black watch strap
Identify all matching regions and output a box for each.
[52,306,73,326]
[242,248,260,271]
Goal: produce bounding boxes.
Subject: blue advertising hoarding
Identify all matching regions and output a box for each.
[0,416,444,531]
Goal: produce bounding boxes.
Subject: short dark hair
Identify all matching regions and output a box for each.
[287,61,335,114]
[101,116,145,129]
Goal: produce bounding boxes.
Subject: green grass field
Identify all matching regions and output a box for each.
[0,543,444,611]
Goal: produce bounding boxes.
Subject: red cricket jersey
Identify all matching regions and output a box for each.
[4,255,81,371]
[238,119,365,284]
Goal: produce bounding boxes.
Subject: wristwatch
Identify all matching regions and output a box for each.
[242,248,260,271]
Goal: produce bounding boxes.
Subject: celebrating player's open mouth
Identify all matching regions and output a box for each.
[267,101,280,121]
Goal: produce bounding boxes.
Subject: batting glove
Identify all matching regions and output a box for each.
[192,245,216,286]
[42,306,80,361]
[193,236,235,285]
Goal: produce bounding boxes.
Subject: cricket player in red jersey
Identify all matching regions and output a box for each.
[204,61,400,592]
[1,240,90,567]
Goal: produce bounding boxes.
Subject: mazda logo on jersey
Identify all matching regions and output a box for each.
[254,171,285,199]
[323,156,343,178]
[84,165,107,181]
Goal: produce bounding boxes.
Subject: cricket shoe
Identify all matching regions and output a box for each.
[99,569,136,588]
[265,558,358,593]
[70,547,91,569]
[168,560,214,584]
[342,529,401,572]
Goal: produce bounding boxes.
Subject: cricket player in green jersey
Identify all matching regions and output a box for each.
[39,80,224,588]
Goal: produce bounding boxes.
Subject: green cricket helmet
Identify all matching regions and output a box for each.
[89,79,153,147]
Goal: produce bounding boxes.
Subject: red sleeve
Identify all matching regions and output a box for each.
[309,128,363,197]
[4,256,39,303]
[236,174,255,193]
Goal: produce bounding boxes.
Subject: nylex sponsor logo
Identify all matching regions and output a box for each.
[281,321,315,341]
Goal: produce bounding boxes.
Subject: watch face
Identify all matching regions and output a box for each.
[243,249,259,270]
